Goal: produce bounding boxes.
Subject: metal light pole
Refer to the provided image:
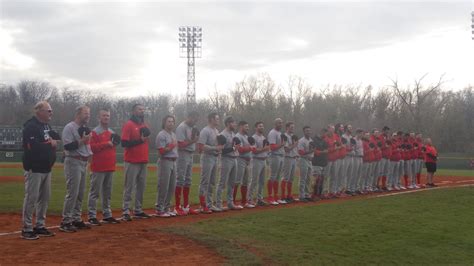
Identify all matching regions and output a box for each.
[179,26,202,111]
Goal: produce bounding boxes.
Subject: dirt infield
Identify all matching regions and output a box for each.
[0,176,24,183]
[1,175,473,264]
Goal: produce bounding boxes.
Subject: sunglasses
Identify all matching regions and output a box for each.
[42,109,53,113]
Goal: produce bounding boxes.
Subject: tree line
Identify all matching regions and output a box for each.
[0,74,472,153]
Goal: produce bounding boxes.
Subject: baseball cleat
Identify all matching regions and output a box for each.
[167,210,177,217]
[269,200,279,206]
[156,211,171,218]
[210,206,223,212]
[34,227,56,237]
[88,218,102,226]
[276,199,287,204]
[59,223,77,233]
[21,230,39,240]
[175,207,187,216]
[257,200,269,206]
[199,207,212,214]
[73,220,91,230]
[134,212,151,219]
[244,202,256,208]
[229,204,244,210]
[121,214,133,222]
[102,217,121,224]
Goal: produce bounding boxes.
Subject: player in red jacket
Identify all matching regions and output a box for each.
[323,124,341,198]
[414,133,424,187]
[87,109,121,225]
[423,138,438,187]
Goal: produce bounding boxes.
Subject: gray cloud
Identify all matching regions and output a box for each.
[0,1,471,86]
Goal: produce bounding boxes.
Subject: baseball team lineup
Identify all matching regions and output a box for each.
[20,100,439,240]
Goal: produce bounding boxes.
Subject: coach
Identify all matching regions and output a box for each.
[21,101,59,240]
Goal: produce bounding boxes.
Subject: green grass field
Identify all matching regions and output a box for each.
[162,187,474,265]
[0,163,472,213]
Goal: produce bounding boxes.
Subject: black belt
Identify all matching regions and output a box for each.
[161,157,177,161]
[285,156,298,159]
[254,157,267,161]
[238,157,251,162]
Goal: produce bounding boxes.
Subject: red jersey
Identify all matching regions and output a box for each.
[401,139,411,161]
[370,136,382,161]
[415,138,424,159]
[122,119,149,163]
[338,144,347,159]
[90,126,116,172]
[324,133,340,162]
[363,140,375,162]
[390,138,401,161]
[424,144,438,163]
[380,134,391,159]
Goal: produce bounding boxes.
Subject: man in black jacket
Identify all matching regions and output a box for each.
[21,101,59,240]
[311,129,329,200]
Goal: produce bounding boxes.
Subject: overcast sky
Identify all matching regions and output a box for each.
[1,0,473,98]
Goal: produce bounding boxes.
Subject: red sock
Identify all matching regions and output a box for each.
[267,180,273,200]
[241,186,247,205]
[183,186,190,207]
[287,182,293,199]
[281,180,287,199]
[273,180,279,199]
[404,175,409,187]
[233,185,239,204]
[175,186,182,209]
[199,195,206,208]
[416,173,421,185]
[382,176,387,188]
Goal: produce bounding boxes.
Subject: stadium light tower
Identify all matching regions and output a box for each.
[179,26,202,110]
[471,11,474,40]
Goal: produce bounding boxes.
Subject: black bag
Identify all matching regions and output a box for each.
[217,135,227,145]
[78,126,91,137]
[111,133,121,145]
[140,127,151,137]
[247,136,256,145]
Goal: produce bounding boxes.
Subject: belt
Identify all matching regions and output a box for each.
[223,156,237,159]
[179,150,194,153]
[254,157,267,161]
[161,157,177,161]
[270,154,284,157]
[285,156,298,159]
[68,155,89,161]
[239,157,251,162]
[204,153,218,157]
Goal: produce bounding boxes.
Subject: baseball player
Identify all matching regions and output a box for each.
[267,118,287,205]
[370,129,382,192]
[197,113,223,214]
[298,126,314,202]
[340,125,354,195]
[311,129,328,200]
[235,121,255,208]
[216,116,242,211]
[282,122,298,203]
[360,131,375,193]
[87,108,121,226]
[121,104,152,221]
[423,138,438,187]
[248,121,270,206]
[378,126,391,191]
[414,133,424,187]
[333,123,346,196]
[322,124,341,198]
[401,133,412,189]
[175,111,200,215]
[408,132,420,189]
[351,129,364,194]
[21,101,59,239]
[155,115,178,218]
[389,131,404,190]
[60,105,93,232]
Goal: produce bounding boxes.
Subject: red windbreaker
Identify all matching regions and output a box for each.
[390,138,401,161]
[90,128,116,172]
[324,134,340,162]
[424,144,438,163]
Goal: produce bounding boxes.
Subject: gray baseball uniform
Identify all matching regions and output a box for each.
[198,126,219,208]
[235,132,251,187]
[268,128,284,182]
[176,121,196,188]
[155,130,178,213]
[283,132,298,184]
[216,129,238,208]
[62,121,93,224]
[298,137,313,199]
[249,134,268,203]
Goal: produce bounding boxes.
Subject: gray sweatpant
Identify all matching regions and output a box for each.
[156,159,177,213]
[199,154,218,208]
[299,158,312,198]
[236,158,251,186]
[249,158,266,202]
[62,157,88,224]
[269,155,284,181]
[88,171,114,219]
[283,157,297,183]
[331,159,343,194]
[323,161,334,194]
[177,151,193,187]
[341,157,352,192]
[350,157,362,191]
[359,162,370,190]
[122,162,147,215]
[22,171,51,232]
[216,156,237,208]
